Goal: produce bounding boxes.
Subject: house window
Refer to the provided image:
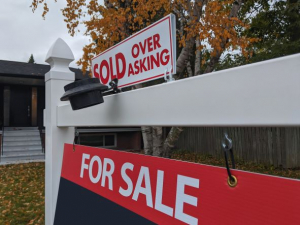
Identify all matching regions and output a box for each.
[79,133,117,148]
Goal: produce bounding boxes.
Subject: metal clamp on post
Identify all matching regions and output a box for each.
[222,133,237,187]
[102,78,121,95]
[108,78,121,93]
[164,67,175,83]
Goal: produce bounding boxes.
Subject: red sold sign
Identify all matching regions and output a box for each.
[91,14,176,88]
[55,144,300,225]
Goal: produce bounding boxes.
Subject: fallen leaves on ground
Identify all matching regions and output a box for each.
[0,162,44,225]
[171,150,300,179]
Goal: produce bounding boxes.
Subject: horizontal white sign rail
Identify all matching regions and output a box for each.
[92,14,176,88]
[58,54,300,127]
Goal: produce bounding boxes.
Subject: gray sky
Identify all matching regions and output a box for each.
[0,0,93,68]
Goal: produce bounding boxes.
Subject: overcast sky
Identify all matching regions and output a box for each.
[0,0,97,68]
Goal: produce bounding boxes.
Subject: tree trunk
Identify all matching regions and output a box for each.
[161,1,204,156]
[134,83,155,155]
[186,60,193,77]
[175,38,195,79]
[163,127,184,157]
[194,38,201,75]
[152,127,163,156]
[162,0,243,157]
[141,126,153,155]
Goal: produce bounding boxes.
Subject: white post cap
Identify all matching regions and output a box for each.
[45,38,75,81]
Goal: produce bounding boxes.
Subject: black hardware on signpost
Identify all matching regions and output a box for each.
[222,133,237,187]
[60,78,121,111]
[107,78,121,94]
[61,78,109,110]
[60,78,121,151]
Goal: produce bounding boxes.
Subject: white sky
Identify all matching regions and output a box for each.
[0,0,96,68]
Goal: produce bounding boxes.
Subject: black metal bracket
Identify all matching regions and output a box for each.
[222,133,237,187]
[107,78,121,94]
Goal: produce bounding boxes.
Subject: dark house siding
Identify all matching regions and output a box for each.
[0,60,142,152]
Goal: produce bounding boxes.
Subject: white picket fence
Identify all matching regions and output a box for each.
[45,38,300,225]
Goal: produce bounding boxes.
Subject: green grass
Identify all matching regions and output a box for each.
[0,152,299,224]
[0,162,44,225]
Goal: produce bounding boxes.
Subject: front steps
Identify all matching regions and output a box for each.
[0,127,45,163]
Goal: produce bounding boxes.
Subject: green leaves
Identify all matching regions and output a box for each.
[219,0,300,70]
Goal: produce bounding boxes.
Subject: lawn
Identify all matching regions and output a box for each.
[0,152,299,225]
[0,162,44,225]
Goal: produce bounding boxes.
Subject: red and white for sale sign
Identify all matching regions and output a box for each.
[55,144,300,225]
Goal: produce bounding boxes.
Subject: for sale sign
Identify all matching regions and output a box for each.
[55,144,300,225]
[91,14,176,88]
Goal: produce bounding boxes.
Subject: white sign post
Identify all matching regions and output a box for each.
[92,14,176,88]
[45,38,75,225]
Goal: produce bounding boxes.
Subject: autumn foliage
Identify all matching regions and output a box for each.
[31,0,259,156]
[31,0,257,76]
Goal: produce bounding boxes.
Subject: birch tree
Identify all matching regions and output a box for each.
[32,0,257,156]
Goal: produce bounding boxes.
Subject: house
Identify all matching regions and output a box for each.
[0,60,141,163]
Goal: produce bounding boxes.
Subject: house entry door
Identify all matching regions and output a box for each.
[10,86,32,127]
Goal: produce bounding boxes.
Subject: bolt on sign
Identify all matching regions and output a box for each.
[91,14,176,88]
[54,144,300,225]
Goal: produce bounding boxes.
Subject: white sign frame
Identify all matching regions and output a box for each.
[91,14,176,88]
[45,40,300,225]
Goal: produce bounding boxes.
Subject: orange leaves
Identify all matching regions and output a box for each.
[30,0,257,72]
[196,0,256,60]
[0,163,45,224]
[30,0,53,18]
[82,0,255,72]
[69,0,171,72]
[41,3,49,19]
[30,0,42,12]
[61,0,86,36]
[90,31,97,41]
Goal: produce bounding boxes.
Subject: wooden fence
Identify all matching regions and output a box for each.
[174,127,300,168]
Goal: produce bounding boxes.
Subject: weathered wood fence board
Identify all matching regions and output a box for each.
[175,127,300,168]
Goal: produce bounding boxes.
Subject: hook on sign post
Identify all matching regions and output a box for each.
[164,67,175,83]
[222,133,237,187]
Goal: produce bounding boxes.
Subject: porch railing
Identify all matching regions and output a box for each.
[39,127,44,153]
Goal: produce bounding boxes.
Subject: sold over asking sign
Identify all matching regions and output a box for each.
[91,14,176,88]
[55,144,300,225]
